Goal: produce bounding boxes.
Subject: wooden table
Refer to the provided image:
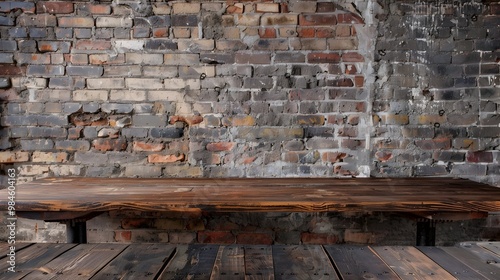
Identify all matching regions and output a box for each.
[1,177,499,244]
[1,242,500,279]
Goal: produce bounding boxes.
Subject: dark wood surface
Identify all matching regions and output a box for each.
[1,177,499,213]
[1,242,499,279]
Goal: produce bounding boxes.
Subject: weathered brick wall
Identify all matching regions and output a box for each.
[0,0,499,244]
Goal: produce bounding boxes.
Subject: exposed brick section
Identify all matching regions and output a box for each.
[3,0,499,244]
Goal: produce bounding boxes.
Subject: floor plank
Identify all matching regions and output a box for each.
[22,243,127,280]
[373,246,455,279]
[159,244,219,280]
[210,245,245,280]
[0,243,76,280]
[477,242,500,257]
[273,245,338,280]
[441,246,500,280]
[418,246,487,280]
[325,245,399,280]
[244,246,274,280]
[459,243,500,269]
[0,242,33,258]
[91,243,175,280]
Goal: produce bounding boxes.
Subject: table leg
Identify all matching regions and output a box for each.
[416,220,435,246]
[66,221,87,243]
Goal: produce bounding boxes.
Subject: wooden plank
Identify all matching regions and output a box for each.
[441,246,500,280]
[459,243,500,269]
[373,246,455,279]
[273,245,338,280]
[477,242,500,257]
[244,246,274,280]
[210,245,245,280]
[0,242,33,258]
[1,177,499,214]
[159,244,219,280]
[91,243,175,280]
[22,243,127,280]
[324,245,399,279]
[0,243,75,279]
[418,246,487,280]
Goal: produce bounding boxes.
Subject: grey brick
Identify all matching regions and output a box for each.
[96,28,113,39]
[200,54,234,64]
[75,152,108,164]
[0,16,15,26]
[171,15,197,26]
[133,115,167,127]
[101,103,133,114]
[27,65,64,76]
[55,140,90,151]
[135,16,171,27]
[414,165,448,176]
[8,27,27,38]
[144,39,177,51]
[468,127,500,138]
[454,77,476,87]
[37,115,68,126]
[83,127,98,138]
[243,77,273,89]
[0,78,11,88]
[0,53,14,63]
[86,166,118,177]
[83,103,100,113]
[49,77,73,89]
[63,103,82,114]
[236,127,303,140]
[0,2,35,12]
[19,40,37,52]
[54,28,72,39]
[28,28,48,38]
[122,128,148,138]
[1,115,38,126]
[114,27,131,39]
[451,164,487,176]
[75,28,92,38]
[150,128,184,138]
[67,66,103,77]
[108,152,145,164]
[29,127,67,138]
[21,139,54,150]
[10,127,29,138]
[38,41,71,53]
[0,40,16,51]
[125,166,162,178]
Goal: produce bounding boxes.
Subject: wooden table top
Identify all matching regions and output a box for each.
[2,177,500,213]
[1,242,499,279]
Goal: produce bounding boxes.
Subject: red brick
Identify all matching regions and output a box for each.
[80,4,111,15]
[307,53,340,63]
[76,40,111,50]
[342,52,364,62]
[259,28,276,38]
[328,78,354,87]
[114,230,132,242]
[153,28,169,38]
[375,151,393,162]
[227,4,244,14]
[299,14,337,26]
[322,152,348,163]
[355,76,364,87]
[237,233,273,245]
[206,142,235,152]
[148,153,185,163]
[65,54,88,65]
[198,231,235,244]
[92,138,127,151]
[338,13,364,24]
[0,64,26,76]
[121,218,152,229]
[133,141,165,152]
[316,27,335,38]
[298,27,315,38]
[301,232,339,244]
[467,151,493,163]
[37,2,73,14]
[345,64,358,74]
[169,115,204,126]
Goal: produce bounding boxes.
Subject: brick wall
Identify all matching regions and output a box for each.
[0,0,499,244]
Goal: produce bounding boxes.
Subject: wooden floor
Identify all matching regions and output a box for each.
[1,242,499,279]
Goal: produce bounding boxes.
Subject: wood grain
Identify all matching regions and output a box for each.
[210,246,245,280]
[159,244,219,280]
[273,245,338,280]
[1,177,498,214]
[440,246,500,280]
[244,246,274,280]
